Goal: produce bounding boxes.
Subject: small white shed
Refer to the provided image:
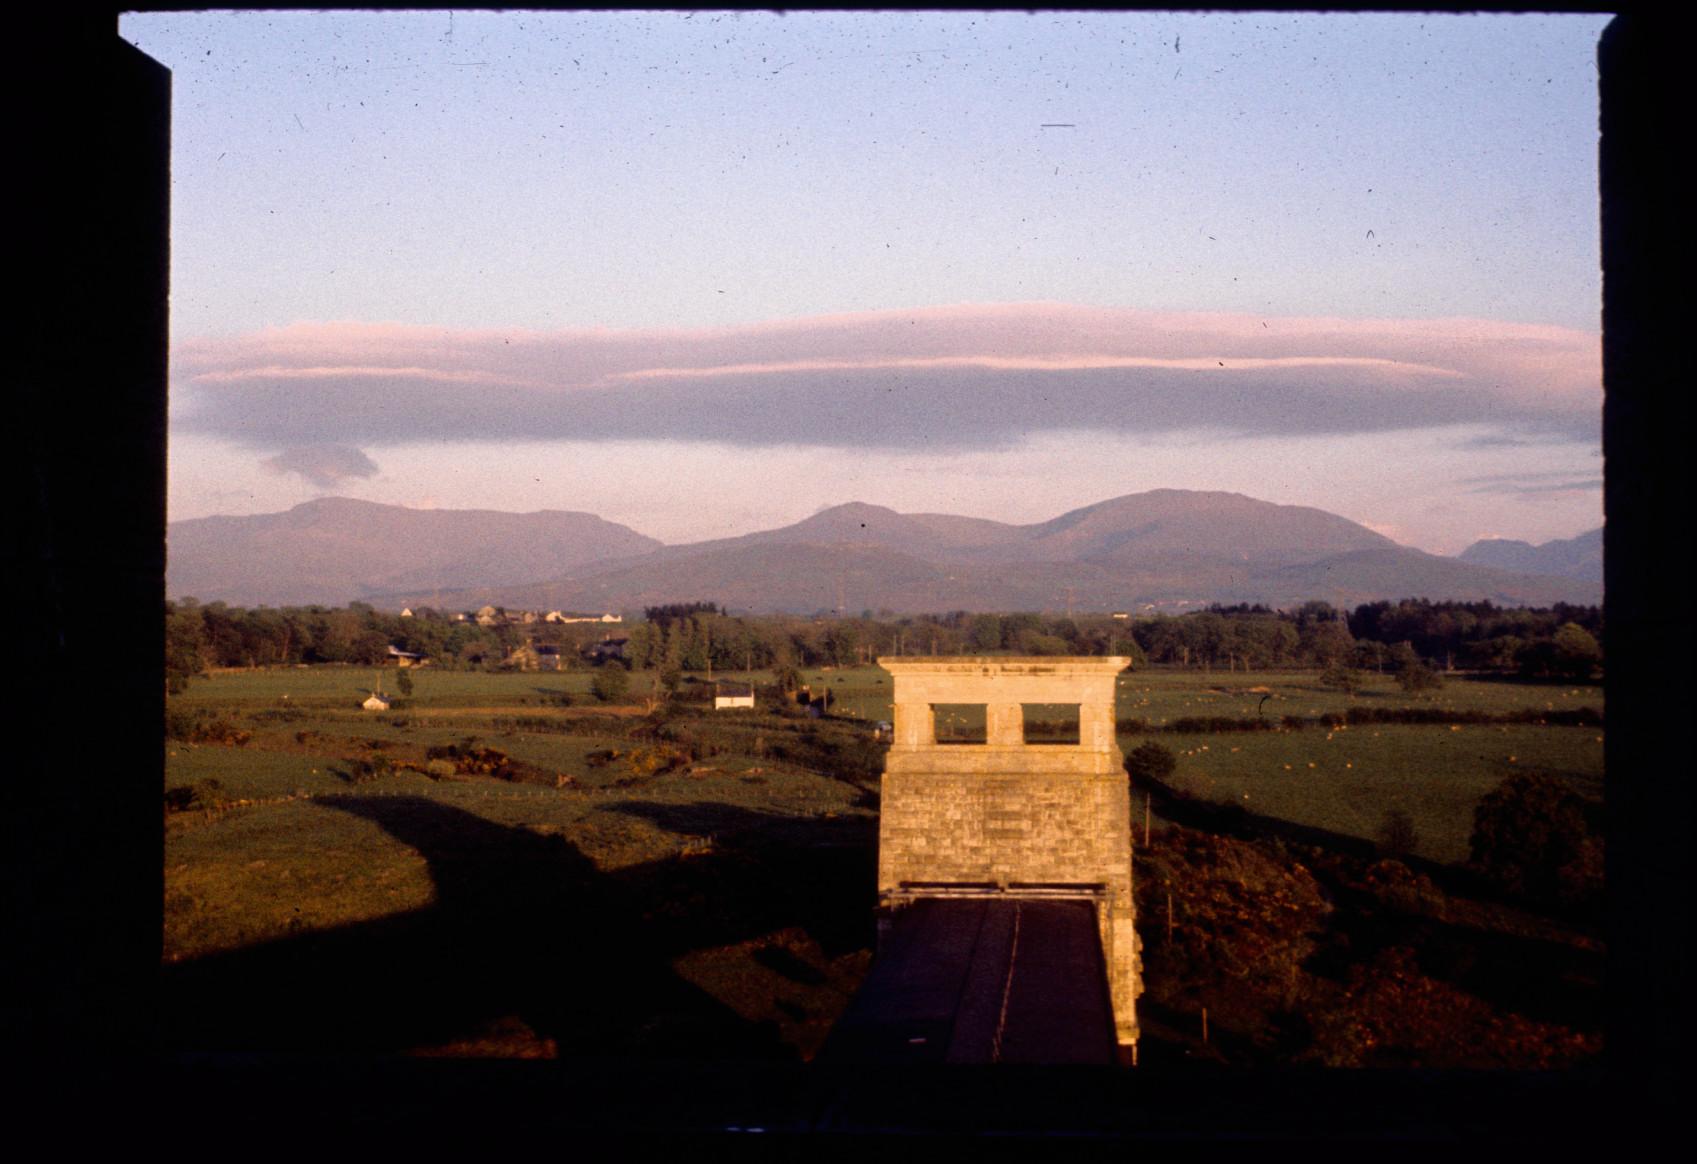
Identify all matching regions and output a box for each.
[713,681,755,711]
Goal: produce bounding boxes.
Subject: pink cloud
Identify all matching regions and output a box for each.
[171,302,1600,450]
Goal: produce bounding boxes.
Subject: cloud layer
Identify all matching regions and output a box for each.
[262,443,380,488]
[173,303,1601,451]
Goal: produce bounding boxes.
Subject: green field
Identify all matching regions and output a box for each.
[168,664,1602,878]
[162,661,1601,1059]
[1133,722,1601,863]
[802,663,1602,725]
[174,665,604,709]
[167,667,876,953]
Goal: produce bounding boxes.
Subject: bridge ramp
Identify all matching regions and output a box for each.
[820,897,1117,1065]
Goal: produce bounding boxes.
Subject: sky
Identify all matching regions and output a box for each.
[121,9,1610,554]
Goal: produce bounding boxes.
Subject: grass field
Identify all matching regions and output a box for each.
[796,664,1603,863]
[178,665,604,709]
[168,663,1602,875]
[162,660,1602,1060]
[164,664,884,1057]
[1137,722,1602,863]
[803,663,1602,724]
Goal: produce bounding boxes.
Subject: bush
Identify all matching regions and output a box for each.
[188,719,251,746]
[164,778,224,813]
[163,785,195,812]
[590,662,631,703]
[624,744,692,778]
[1376,808,1419,857]
[338,755,392,784]
[423,741,561,787]
[1170,715,1273,734]
[1397,663,1443,693]
[1469,773,1603,907]
[1124,741,1177,786]
[254,707,308,723]
[1319,662,1362,693]
[164,709,196,741]
[1356,859,1447,919]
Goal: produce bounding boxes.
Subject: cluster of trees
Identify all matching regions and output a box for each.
[1125,600,1601,679]
[167,600,391,690]
[164,599,609,691]
[624,609,803,674]
[624,608,1161,673]
[1347,599,1602,679]
[166,595,1603,693]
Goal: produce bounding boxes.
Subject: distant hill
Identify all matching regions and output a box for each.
[166,497,662,607]
[354,489,1600,614]
[168,491,1601,611]
[1458,527,1602,584]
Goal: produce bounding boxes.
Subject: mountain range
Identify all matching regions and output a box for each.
[167,490,1603,613]
[1456,527,1602,584]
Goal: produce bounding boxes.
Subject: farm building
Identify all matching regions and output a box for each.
[506,643,540,671]
[505,642,563,672]
[584,637,629,664]
[713,680,755,711]
[386,645,426,667]
[361,692,391,711]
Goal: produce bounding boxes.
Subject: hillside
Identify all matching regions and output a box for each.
[167,497,662,608]
[1015,489,1394,566]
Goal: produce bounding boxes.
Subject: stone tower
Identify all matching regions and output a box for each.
[876,656,1140,1053]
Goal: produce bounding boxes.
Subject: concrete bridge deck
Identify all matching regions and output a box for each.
[819,897,1118,1065]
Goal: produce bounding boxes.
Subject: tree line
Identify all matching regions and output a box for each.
[165,596,1601,692]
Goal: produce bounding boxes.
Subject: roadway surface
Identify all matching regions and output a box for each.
[819,896,1118,1065]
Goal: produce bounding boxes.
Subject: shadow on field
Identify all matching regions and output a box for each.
[1135,770,1560,910]
[1135,774,1605,1042]
[1136,771,1383,860]
[601,800,877,958]
[159,795,877,1059]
